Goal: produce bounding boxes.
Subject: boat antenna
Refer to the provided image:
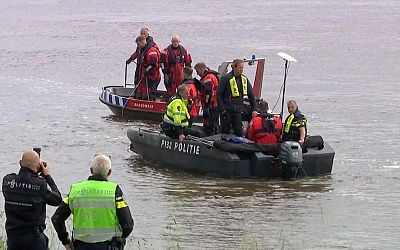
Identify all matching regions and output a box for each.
[277,52,297,119]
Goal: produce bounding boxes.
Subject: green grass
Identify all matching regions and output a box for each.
[0,237,5,250]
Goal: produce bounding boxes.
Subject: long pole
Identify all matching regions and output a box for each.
[280,60,288,119]
[124,63,128,88]
[145,77,150,101]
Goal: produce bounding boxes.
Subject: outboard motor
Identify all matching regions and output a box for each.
[279,141,303,180]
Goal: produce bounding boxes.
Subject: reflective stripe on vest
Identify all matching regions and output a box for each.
[284,113,307,133]
[69,180,122,243]
[284,113,295,133]
[163,97,190,126]
[229,75,247,97]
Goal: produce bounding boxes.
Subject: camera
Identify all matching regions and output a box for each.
[33,147,47,175]
[33,147,41,157]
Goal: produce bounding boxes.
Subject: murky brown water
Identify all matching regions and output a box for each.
[1,0,400,249]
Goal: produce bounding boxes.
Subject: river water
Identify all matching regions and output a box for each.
[1,0,399,249]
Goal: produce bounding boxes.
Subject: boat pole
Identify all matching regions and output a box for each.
[280,59,288,119]
[277,52,298,119]
[124,62,128,88]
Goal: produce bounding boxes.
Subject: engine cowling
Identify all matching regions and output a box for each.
[279,141,303,180]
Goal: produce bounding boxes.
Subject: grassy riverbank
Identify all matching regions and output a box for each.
[0,214,275,249]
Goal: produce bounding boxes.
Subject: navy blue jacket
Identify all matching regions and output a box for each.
[2,166,62,237]
[217,71,257,113]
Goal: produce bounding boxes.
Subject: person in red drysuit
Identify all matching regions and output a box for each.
[126,35,161,100]
[161,35,192,98]
[182,67,202,124]
[194,62,220,135]
[246,101,282,144]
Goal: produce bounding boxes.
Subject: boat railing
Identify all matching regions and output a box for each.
[102,85,126,90]
[138,128,214,147]
[139,127,161,134]
[217,57,265,73]
[187,135,214,148]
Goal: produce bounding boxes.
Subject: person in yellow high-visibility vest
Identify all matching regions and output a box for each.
[282,99,307,145]
[161,84,191,142]
[217,59,258,136]
[51,154,134,250]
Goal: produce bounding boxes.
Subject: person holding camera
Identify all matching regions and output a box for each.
[51,154,134,250]
[2,149,62,250]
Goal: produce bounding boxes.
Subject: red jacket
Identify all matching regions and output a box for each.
[130,45,160,83]
[183,79,200,118]
[161,45,191,96]
[247,115,282,144]
[129,36,159,62]
[199,70,219,109]
[134,45,160,95]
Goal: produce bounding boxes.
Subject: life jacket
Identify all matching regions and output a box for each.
[136,44,160,81]
[144,46,161,78]
[261,114,283,138]
[183,79,200,117]
[200,70,219,109]
[272,116,283,138]
[229,75,247,97]
[247,114,282,144]
[283,110,307,141]
[146,36,158,50]
[203,70,219,80]
[161,45,191,96]
[167,45,185,65]
[164,94,190,127]
[68,180,122,243]
[261,118,276,133]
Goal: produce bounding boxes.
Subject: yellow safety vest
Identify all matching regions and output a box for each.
[67,180,123,243]
[164,97,190,127]
[284,113,307,133]
[229,75,247,97]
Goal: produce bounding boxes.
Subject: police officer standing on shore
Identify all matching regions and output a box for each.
[51,153,134,250]
[2,149,62,250]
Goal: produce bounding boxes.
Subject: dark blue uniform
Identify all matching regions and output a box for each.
[282,110,308,142]
[2,166,62,250]
[217,71,257,136]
